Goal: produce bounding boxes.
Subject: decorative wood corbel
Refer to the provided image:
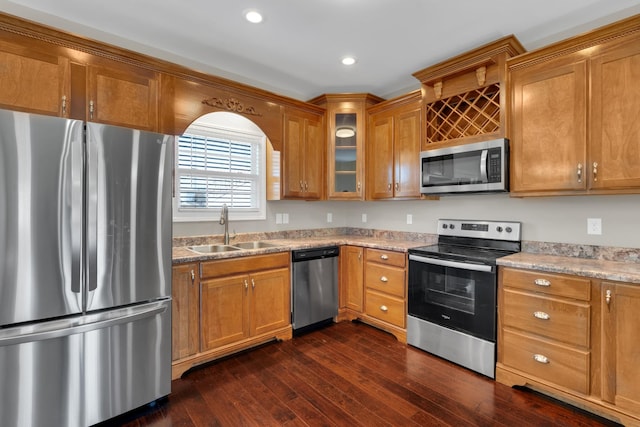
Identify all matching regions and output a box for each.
[433,81,443,99]
[476,66,487,86]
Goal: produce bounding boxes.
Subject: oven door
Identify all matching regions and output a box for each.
[408,254,497,342]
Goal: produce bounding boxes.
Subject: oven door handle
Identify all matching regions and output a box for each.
[409,254,494,273]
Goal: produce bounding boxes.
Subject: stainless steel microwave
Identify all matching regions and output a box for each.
[420,138,509,195]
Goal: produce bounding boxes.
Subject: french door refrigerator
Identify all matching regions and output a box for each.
[0,108,173,426]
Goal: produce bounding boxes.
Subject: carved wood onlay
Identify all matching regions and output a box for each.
[201,97,263,116]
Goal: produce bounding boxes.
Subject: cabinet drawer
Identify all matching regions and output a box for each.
[365,248,405,268]
[365,290,405,328]
[365,263,405,298]
[502,330,589,394]
[501,268,590,301]
[502,289,590,347]
[201,252,289,279]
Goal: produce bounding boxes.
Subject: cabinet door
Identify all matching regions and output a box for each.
[200,275,249,350]
[366,113,394,199]
[283,112,306,198]
[303,114,325,200]
[393,107,421,198]
[340,245,364,312]
[87,62,158,131]
[510,57,587,193]
[328,106,362,199]
[590,39,640,190]
[171,263,199,360]
[0,39,69,116]
[250,268,291,336]
[601,282,640,414]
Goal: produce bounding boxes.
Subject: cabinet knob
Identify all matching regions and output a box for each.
[251,278,256,289]
[534,278,551,287]
[533,311,550,320]
[395,182,399,191]
[533,354,549,364]
[89,100,95,120]
[605,289,612,305]
[388,183,392,191]
[304,181,308,191]
[380,276,388,283]
[299,180,304,191]
[379,305,388,312]
[190,270,195,282]
[577,163,583,183]
[357,181,361,192]
[61,95,67,115]
[244,279,249,291]
[593,162,599,182]
[380,254,389,260]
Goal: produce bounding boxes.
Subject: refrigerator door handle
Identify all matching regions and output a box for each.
[0,301,168,347]
[68,121,84,294]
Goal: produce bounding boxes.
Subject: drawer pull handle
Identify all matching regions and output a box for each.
[533,311,550,320]
[534,278,551,287]
[380,254,389,260]
[533,354,549,364]
[380,276,388,282]
[379,305,388,312]
[605,289,612,305]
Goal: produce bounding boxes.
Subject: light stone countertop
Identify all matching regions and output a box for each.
[497,252,640,284]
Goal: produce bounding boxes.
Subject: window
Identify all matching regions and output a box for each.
[173,113,266,221]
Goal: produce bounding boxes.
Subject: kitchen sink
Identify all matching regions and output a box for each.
[188,244,241,253]
[233,241,280,250]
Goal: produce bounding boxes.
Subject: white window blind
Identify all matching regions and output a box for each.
[173,122,265,221]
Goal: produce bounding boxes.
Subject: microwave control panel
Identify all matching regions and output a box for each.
[488,148,502,182]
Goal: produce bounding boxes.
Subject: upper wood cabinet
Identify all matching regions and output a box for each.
[413,36,525,150]
[309,94,383,200]
[508,15,640,196]
[84,60,159,131]
[0,36,70,116]
[366,92,422,200]
[283,106,325,200]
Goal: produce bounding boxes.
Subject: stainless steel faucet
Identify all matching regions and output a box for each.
[220,204,230,245]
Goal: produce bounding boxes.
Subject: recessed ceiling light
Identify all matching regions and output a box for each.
[341,56,357,66]
[245,10,263,23]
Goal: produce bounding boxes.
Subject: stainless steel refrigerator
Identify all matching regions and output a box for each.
[0,108,173,426]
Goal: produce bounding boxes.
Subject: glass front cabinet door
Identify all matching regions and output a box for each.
[310,94,383,200]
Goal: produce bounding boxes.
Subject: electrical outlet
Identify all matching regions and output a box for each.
[361,213,367,223]
[283,213,289,224]
[587,218,602,235]
[407,214,413,225]
[327,212,333,223]
[275,213,283,224]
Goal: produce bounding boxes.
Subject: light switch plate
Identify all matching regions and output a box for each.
[283,213,289,224]
[327,212,333,223]
[361,213,367,223]
[275,213,283,224]
[407,214,413,225]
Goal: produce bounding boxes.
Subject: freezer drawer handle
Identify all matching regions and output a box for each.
[0,302,168,347]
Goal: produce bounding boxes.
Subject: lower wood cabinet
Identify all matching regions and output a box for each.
[497,266,640,426]
[171,252,292,379]
[339,246,407,342]
[171,262,200,361]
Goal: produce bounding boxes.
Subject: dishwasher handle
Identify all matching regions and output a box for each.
[292,246,340,262]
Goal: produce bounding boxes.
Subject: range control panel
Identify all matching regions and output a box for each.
[438,219,521,241]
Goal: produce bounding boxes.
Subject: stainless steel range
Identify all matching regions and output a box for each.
[407,219,521,378]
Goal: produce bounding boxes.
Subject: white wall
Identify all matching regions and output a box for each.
[173,194,640,248]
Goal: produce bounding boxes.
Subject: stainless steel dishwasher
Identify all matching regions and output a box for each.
[291,246,339,332]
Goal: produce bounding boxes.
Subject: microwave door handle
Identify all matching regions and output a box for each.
[480,149,488,183]
[409,254,494,273]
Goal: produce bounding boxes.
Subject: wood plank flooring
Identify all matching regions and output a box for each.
[100,321,620,427]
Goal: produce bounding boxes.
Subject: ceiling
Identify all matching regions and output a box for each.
[2,0,640,101]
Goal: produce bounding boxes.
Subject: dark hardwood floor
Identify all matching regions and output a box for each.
[102,321,620,427]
